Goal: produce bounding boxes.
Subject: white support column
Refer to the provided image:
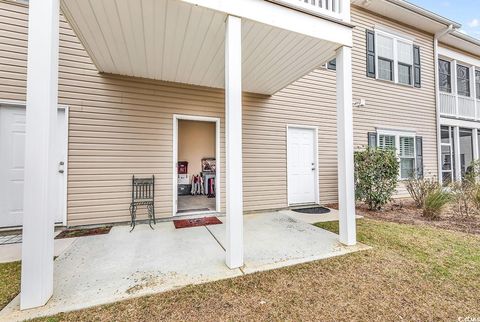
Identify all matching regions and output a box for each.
[473,128,479,162]
[336,46,356,246]
[452,60,459,117]
[225,15,244,269]
[21,0,59,310]
[454,126,462,181]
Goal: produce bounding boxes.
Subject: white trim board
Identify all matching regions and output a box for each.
[438,46,480,68]
[0,100,69,227]
[286,124,320,206]
[440,117,480,129]
[172,114,221,216]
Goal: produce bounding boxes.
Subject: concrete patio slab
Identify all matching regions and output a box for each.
[207,212,370,274]
[0,234,77,264]
[280,208,364,224]
[1,221,241,321]
[0,212,369,321]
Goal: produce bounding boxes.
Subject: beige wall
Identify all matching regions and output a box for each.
[349,6,438,195]
[0,1,438,225]
[178,120,216,176]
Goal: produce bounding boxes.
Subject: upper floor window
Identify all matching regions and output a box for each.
[366,30,421,87]
[457,64,471,97]
[439,59,452,93]
[476,69,480,100]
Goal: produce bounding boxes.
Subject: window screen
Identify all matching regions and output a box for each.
[457,64,471,97]
[378,59,393,81]
[438,59,452,93]
[398,63,412,85]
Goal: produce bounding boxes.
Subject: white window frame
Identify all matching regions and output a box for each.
[376,129,417,180]
[374,29,414,86]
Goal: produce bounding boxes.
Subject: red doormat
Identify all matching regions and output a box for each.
[173,217,222,229]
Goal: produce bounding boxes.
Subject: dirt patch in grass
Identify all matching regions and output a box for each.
[0,261,21,310]
[55,226,112,239]
[326,200,480,235]
[33,219,480,322]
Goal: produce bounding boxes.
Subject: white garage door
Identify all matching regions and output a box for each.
[287,127,317,205]
[0,105,67,228]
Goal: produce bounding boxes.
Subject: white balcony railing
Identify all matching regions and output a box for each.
[439,92,456,116]
[440,91,479,120]
[458,96,476,119]
[276,0,345,19]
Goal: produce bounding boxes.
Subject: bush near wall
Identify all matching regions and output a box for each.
[354,147,399,210]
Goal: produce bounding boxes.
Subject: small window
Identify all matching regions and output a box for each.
[457,64,471,97]
[373,31,416,86]
[377,131,417,180]
[476,69,480,100]
[438,59,452,93]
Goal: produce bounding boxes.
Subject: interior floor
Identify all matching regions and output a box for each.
[177,195,216,213]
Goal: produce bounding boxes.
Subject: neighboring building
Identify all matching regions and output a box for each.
[436,31,480,184]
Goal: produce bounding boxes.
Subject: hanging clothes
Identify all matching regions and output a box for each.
[190,174,205,195]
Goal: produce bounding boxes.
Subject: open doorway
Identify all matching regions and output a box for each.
[173,115,220,215]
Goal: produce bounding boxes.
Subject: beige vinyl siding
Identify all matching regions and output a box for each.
[0,1,438,225]
[349,7,437,195]
[0,0,339,225]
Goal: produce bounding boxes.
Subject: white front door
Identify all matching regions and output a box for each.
[0,105,67,228]
[287,127,317,205]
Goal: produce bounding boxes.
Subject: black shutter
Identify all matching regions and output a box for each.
[368,132,377,148]
[413,45,421,88]
[416,136,424,178]
[366,30,376,78]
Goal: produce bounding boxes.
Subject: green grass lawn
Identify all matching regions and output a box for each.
[0,261,21,309]
[1,219,479,321]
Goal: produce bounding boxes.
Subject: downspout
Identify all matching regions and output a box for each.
[434,25,454,185]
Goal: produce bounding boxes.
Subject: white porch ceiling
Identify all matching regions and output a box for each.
[61,0,339,95]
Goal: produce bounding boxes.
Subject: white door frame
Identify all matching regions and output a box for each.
[0,99,69,227]
[286,124,320,206]
[172,114,221,216]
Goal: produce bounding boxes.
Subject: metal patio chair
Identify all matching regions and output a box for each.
[129,175,156,232]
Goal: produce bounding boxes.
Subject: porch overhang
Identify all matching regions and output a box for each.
[60,0,353,95]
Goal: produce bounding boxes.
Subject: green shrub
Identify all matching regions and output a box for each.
[354,147,399,210]
[422,188,451,220]
[406,177,440,208]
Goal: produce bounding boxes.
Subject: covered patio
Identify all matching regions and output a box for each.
[21,0,356,311]
[2,212,368,321]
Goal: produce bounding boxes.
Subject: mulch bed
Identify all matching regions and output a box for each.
[55,226,112,239]
[173,217,222,229]
[326,200,480,235]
